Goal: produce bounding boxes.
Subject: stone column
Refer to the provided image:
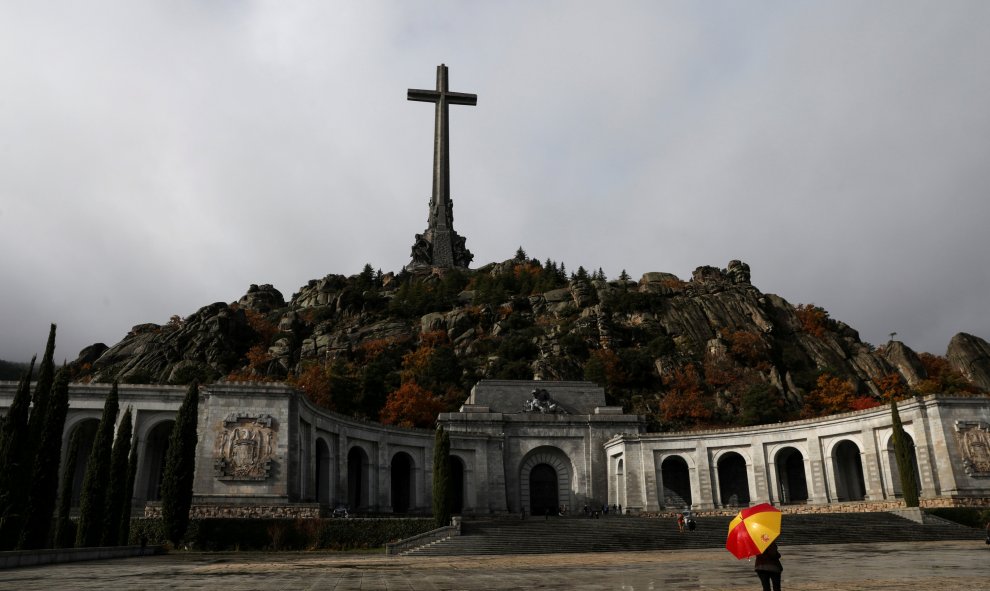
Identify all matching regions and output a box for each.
[693,445,715,510]
[805,439,829,504]
[750,443,770,504]
[861,431,885,501]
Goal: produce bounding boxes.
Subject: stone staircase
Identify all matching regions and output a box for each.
[401,512,983,556]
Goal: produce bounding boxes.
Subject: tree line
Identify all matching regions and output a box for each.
[0,324,200,549]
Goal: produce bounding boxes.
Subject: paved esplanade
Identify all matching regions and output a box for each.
[1,541,986,590]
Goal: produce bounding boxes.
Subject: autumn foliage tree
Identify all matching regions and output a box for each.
[800,373,859,418]
[794,304,831,338]
[379,382,447,428]
[914,353,981,395]
[658,364,713,429]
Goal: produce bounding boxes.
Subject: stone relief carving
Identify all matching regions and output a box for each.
[214,414,277,481]
[954,420,990,477]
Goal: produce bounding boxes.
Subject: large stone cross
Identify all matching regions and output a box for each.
[407,64,476,269]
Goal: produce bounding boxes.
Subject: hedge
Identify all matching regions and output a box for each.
[926,507,990,529]
[128,517,435,551]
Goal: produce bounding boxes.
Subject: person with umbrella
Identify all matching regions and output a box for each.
[754,541,783,591]
[725,503,783,591]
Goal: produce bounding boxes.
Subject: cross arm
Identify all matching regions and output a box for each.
[408,89,440,103]
[446,92,477,106]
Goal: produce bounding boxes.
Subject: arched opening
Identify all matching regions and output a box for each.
[659,455,692,509]
[449,455,465,514]
[64,419,100,507]
[315,438,331,506]
[347,446,369,511]
[390,452,414,514]
[529,464,558,516]
[519,447,572,516]
[887,433,921,498]
[717,452,750,507]
[143,420,174,502]
[833,440,866,501]
[615,458,626,507]
[775,447,808,504]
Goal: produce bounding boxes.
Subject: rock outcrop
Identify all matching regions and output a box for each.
[70,258,989,429]
[947,332,990,391]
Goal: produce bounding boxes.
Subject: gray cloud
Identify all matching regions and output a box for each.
[2,1,989,361]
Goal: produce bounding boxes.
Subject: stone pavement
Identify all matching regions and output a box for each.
[0,540,987,590]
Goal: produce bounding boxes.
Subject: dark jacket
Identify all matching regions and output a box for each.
[754,542,782,573]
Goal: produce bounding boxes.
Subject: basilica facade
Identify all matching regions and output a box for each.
[1,379,988,518]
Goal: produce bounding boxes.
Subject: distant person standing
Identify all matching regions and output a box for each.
[754,541,782,591]
[676,513,685,533]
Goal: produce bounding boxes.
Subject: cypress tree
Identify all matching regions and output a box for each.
[27,325,57,450]
[76,382,119,547]
[0,357,36,550]
[53,426,85,548]
[118,439,139,545]
[102,406,132,546]
[432,425,451,527]
[19,365,71,549]
[890,398,920,507]
[160,381,200,546]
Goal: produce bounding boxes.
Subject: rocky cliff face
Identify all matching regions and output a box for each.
[71,259,990,429]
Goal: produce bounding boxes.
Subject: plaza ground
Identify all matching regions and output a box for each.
[1,540,987,590]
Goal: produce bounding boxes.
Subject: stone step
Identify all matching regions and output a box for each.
[403,513,983,556]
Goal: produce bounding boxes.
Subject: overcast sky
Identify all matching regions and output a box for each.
[2,1,989,363]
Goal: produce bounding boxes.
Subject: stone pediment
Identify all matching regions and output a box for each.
[465,380,607,415]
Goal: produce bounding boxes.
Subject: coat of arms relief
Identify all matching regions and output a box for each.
[214,413,276,481]
[954,420,990,477]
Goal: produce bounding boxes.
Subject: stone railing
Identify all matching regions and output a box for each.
[640,497,990,519]
[385,521,461,556]
[143,502,321,519]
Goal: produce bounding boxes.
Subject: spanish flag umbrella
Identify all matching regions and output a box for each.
[725,503,781,559]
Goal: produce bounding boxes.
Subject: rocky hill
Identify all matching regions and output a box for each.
[70,255,990,430]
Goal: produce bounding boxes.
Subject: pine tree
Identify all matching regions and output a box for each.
[53,426,85,548]
[19,365,70,549]
[76,382,119,547]
[0,357,36,550]
[160,382,200,546]
[102,406,133,546]
[432,426,452,527]
[890,398,920,507]
[118,440,139,545]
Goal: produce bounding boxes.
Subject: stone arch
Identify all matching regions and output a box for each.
[63,418,100,507]
[140,420,175,502]
[774,446,808,504]
[885,431,921,498]
[615,457,626,508]
[658,455,693,509]
[390,451,415,514]
[449,454,465,514]
[519,447,573,516]
[716,451,750,507]
[833,439,866,501]
[315,437,331,506]
[347,446,371,511]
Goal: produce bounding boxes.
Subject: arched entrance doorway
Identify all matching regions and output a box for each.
[886,433,921,498]
[717,452,750,507]
[776,447,808,504]
[449,455,465,514]
[315,438,331,505]
[347,446,370,511]
[142,420,174,502]
[530,464,558,516]
[519,447,572,516]
[65,419,99,507]
[833,440,866,501]
[615,458,626,508]
[390,452,414,514]
[659,455,692,509]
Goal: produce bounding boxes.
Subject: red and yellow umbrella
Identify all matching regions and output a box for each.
[725,503,781,559]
